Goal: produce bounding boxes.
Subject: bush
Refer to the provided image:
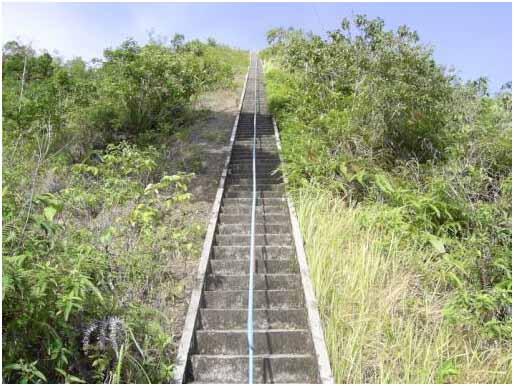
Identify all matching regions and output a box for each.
[2,142,198,383]
[2,36,248,383]
[263,14,511,382]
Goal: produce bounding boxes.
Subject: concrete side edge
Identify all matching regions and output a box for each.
[171,65,250,384]
[271,115,334,384]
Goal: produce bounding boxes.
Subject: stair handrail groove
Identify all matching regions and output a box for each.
[247,53,257,385]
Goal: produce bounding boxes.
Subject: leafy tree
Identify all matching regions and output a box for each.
[170,33,185,52]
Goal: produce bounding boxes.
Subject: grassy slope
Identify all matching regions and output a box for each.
[296,189,511,383]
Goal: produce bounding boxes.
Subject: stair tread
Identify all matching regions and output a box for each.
[192,353,313,358]
[206,273,297,277]
[196,328,309,333]
[203,289,300,293]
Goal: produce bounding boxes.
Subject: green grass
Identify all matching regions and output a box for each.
[295,188,512,383]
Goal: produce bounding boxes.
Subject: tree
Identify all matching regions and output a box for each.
[170,33,185,51]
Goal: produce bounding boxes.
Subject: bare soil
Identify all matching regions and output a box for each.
[162,75,246,355]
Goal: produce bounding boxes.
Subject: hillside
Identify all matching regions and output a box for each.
[2,37,248,383]
[2,14,512,385]
[261,15,512,383]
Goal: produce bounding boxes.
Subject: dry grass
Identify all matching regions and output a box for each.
[295,189,512,383]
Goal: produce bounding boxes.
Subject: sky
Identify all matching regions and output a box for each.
[2,2,512,91]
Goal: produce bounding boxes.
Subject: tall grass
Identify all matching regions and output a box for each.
[295,188,511,383]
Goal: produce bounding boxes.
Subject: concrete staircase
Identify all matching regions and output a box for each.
[174,55,331,384]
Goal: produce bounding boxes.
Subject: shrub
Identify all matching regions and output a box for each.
[2,36,248,383]
[263,15,511,380]
[2,141,199,383]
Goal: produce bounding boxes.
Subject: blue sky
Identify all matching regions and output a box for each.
[2,2,512,91]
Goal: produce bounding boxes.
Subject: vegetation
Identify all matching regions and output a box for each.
[3,12,511,384]
[297,190,510,383]
[262,15,511,383]
[2,36,248,383]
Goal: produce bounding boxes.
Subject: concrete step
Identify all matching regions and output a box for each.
[231,152,277,157]
[232,140,275,145]
[218,223,290,234]
[238,119,273,124]
[228,171,282,178]
[224,184,285,193]
[235,137,276,142]
[222,197,285,206]
[236,129,274,132]
[235,135,275,140]
[220,205,288,216]
[232,145,275,150]
[195,329,313,355]
[235,134,275,138]
[227,177,283,185]
[214,234,292,246]
[230,154,279,160]
[237,124,274,129]
[237,123,274,127]
[235,130,274,133]
[232,151,277,155]
[221,202,287,209]
[231,159,278,164]
[230,159,280,165]
[231,148,277,153]
[230,157,280,163]
[224,187,284,194]
[229,164,281,171]
[228,173,284,182]
[224,190,285,198]
[219,213,289,224]
[230,161,280,166]
[231,149,277,154]
[232,148,276,153]
[202,289,304,309]
[229,172,281,178]
[237,135,273,140]
[234,142,277,148]
[230,157,280,162]
[205,274,301,291]
[231,151,277,156]
[237,125,274,128]
[235,139,275,143]
[230,155,280,159]
[232,141,275,145]
[191,354,318,383]
[209,259,298,275]
[199,308,308,330]
[212,245,295,260]
[238,110,269,116]
[227,181,283,188]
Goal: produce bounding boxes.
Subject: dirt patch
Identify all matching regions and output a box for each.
[163,74,246,355]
